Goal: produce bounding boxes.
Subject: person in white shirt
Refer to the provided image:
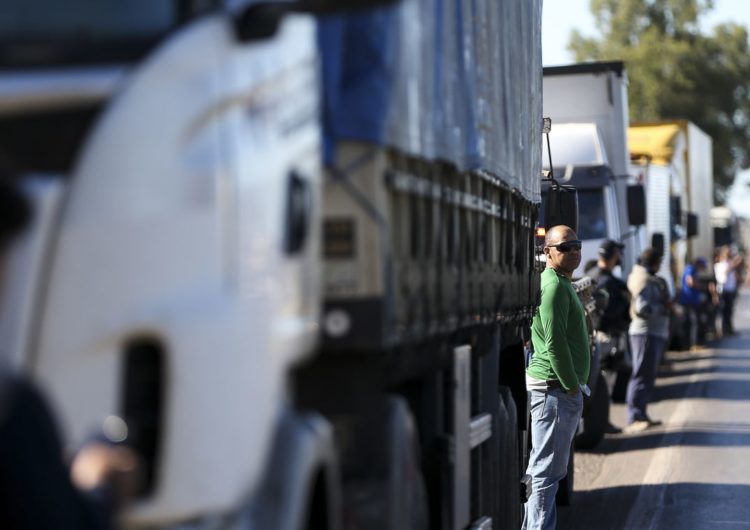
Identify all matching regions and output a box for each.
[713,246,742,337]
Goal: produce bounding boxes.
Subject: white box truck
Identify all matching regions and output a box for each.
[542,62,646,277]
[0,0,551,528]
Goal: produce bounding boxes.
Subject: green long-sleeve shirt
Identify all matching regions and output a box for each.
[527,267,590,391]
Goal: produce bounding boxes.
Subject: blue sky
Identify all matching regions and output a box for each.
[541,0,750,215]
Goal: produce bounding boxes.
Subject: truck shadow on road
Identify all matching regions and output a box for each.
[668,348,750,360]
[585,422,750,454]
[557,482,750,530]
[652,377,750,402]
[656,364,750,379]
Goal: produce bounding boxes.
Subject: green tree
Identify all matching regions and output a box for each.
[568,0,750,201]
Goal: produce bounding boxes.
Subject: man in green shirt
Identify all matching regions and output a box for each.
[523,225,590,530]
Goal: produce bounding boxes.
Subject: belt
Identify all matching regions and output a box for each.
[545,379,564,391]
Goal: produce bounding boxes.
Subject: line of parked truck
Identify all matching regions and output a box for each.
[542,61,719,452]
[544,61,714,293]
[0,1,548,529]
[0,1,726,529]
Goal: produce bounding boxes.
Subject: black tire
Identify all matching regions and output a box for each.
[385,397,429,530]
[498,387,523,530]
[305,470,336,530]
[575,372,609,450]
[610,367,630,403]
[343,397,428,530]
[555,441,575,506]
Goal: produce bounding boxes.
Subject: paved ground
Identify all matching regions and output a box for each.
[557,291,750,530]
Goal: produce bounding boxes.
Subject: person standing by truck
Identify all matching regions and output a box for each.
[679,257,710,349]
[714,246,742,337]
[588,240,631,364]
[524,225,589,530]
[624,248,670,433]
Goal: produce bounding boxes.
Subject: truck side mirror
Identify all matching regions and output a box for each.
[544,184,578,233]
[715,226,731,247]
[296,0,397,11]
[670,196,682,225]
[232,0,396,41]
[686,212,699,238]
[651,232,665,256]
[232,2,289,40]
[626,184,646,226]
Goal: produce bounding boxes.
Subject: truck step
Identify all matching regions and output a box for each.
[469,516,492,530]
[469,413,492,449]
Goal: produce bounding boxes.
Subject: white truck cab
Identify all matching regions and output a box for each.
[542,123,628,276]
[0,3,333,527]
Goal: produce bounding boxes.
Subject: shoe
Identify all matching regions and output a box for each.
[623,420,651,434]
[646,418,663,427]
[604,422,622,434]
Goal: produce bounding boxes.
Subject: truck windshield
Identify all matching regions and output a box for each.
[0,1,180,67]
[577,189,607,240]
[542,125,607,168]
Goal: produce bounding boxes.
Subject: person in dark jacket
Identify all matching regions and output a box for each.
[679,257,710,349]
[588,239,631,338]
[587,240,631,431]
[714,246,743,336]
[0,177,139,529]
[0,374,139,530]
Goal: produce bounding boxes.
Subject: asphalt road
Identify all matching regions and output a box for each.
[557,291,750,530]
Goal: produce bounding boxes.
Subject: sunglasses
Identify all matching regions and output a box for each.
[547,240,582,253]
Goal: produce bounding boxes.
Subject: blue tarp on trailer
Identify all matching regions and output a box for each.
[317,0,542,202]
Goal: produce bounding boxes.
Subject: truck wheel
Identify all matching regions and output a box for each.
[555,441,575,506]
[498,387,522,530]
[341,397,428,530]
[610,366,630,403]
[575,372,609,450]
[305,470,336,530]
[385,397,429,530]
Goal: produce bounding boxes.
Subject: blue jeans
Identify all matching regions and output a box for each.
[523,389,583,530]
[627,334,665,423]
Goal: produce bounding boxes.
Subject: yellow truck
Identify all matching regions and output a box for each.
[628,121,714,293]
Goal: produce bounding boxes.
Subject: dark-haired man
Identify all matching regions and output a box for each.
[587,239,631,429]
[588,239,631,339]
[625,247,670,433]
